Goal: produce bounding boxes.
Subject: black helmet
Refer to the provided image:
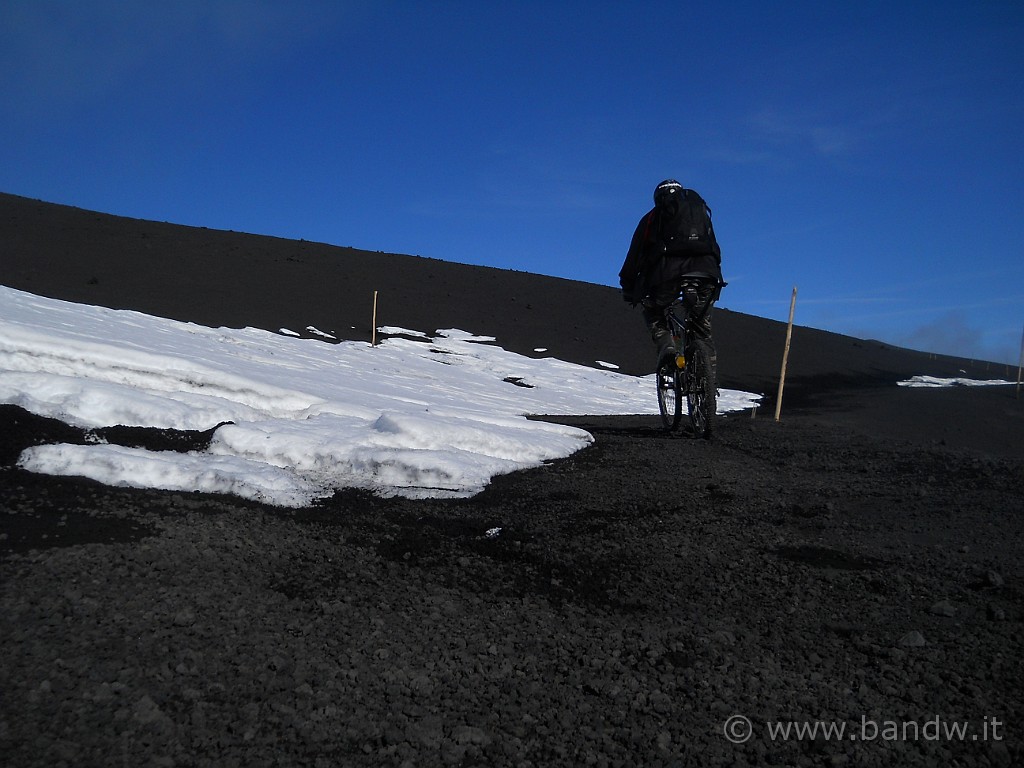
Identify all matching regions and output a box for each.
[653,179,683,205]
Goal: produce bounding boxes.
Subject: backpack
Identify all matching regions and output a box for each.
[657,190,717,256]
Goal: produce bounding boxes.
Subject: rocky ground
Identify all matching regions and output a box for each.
[1,392,1021,768]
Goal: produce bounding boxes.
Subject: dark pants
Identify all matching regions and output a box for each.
[641,277,717,343]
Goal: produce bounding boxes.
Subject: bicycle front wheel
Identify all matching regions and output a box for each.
[685,338,716,439]
[657,359,682,431]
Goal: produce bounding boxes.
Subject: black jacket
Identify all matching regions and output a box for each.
[618,190,722,302]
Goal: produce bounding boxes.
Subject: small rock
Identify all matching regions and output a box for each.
[92,683,114,702]
[711,629,736,645]
[989,741,1012,766]
[987,604,1007,622]
[824,621,865,637]
[985,570,1004,587]
[52,741,79,761]
[898,630,927,647]
[452,725,491,746]
[929,600,956,618]
[649,691,672,714]
[440,742,468,765]
[132,695,164,725]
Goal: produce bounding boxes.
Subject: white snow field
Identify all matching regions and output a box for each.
[1,286,761,506]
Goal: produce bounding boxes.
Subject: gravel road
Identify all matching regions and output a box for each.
[2,397,1021,768]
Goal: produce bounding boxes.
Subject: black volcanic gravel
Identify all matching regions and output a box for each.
[2,404,1021,767]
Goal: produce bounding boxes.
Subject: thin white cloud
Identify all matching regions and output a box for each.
[872,311,1019,367]
[752,108,858,159]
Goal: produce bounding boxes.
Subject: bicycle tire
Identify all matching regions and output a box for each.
[685,338,716,439]
[656,359,682,431]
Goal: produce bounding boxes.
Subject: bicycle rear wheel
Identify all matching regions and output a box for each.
[656,359,682,431]
[685,338,716,439]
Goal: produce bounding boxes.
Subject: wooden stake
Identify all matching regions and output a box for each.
[1016,321,1023,399]
[372,290,379,347]
[774,286,798,422]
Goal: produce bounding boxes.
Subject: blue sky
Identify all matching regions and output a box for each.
[2,1,1022,365]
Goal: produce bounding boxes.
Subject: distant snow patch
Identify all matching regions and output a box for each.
[898,375,1014,388]
[378,326,428,338]
[437,329,496,343]
[306,326,336,340]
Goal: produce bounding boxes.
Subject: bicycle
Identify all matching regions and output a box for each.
[655,275,722,438]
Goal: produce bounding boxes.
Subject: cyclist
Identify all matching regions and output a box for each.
[618,179,724,366]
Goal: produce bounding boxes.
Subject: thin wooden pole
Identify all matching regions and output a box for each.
[372,290,379,347]
[774,286,798,422]
[1016,321,1023,399]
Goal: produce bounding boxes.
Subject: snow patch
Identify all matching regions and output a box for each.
[0,286,761,506]
[898,375,1014,388]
